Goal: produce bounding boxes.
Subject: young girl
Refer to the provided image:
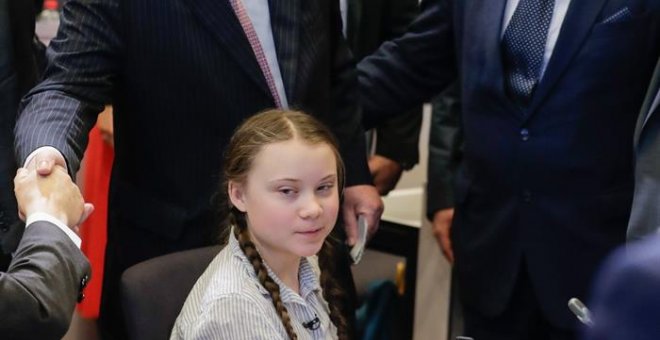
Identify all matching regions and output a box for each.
[171,110,348,340]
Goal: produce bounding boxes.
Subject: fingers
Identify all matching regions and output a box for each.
[440,232,454,264]
[363,209,381,240]
[342,207,358,246]
[25,148,67,176]
[342,185,383,243]
[78,203,95,226]
[14,165,87,228]
[432,208,455,264]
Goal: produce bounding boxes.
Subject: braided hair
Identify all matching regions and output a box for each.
[220,109,349,339]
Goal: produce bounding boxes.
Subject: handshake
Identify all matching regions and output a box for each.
[14,165,93,233]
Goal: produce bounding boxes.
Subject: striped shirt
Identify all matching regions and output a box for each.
[171,230,338,339]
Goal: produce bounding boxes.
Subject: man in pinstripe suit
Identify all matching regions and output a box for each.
[15,0,382,338]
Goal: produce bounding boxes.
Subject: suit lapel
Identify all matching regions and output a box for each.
[184,0,272,100]
[634,58,660,146]
[268,0,300,103]
[524,0,608,120]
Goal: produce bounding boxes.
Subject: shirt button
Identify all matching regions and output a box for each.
[520,128,530,141]
[522,190,532,203]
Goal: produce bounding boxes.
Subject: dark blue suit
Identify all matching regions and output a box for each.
[583,235,660,340]
[15,0,368,338]
[359,0,660,334]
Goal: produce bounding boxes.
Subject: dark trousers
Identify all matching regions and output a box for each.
[462,262,577,340]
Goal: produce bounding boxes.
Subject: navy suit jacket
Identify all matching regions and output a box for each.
[359,0,660,328]
[583,235,660,340]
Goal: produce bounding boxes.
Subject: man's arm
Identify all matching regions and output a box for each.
[0,222,90,339]
[14,0,122,176]
[330,0,383,244]
[0,167,91,339]
[359,0,456,127]
[367,0,422,195]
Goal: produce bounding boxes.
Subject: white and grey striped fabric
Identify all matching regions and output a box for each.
[171,231,338,340]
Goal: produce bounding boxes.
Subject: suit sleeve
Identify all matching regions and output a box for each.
[14,0,122,176]
[358,0,456,127]
[426,84,462,218]
[371,0,422,169]
[0,222,90,340]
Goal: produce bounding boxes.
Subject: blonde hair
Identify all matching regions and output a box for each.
[221,109,348,340]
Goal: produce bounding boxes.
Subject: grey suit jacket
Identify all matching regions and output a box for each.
[0,222,90,339]
[628,58,660,241]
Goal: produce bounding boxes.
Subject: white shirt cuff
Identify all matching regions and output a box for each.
[23,146,68,171]
[26,212,82,249]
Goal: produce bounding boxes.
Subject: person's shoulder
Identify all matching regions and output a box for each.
[608,235,660,274]
[193,246,266,304]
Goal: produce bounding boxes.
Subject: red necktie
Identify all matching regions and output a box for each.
[230,0,283,108]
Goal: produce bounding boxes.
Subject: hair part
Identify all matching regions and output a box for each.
[221,109,348,339]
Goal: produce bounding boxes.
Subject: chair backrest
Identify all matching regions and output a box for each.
[121,245,223,340]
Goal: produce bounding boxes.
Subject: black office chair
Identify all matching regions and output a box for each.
[121,245,223,340]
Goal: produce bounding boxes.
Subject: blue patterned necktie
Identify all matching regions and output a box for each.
[502,0,555,107]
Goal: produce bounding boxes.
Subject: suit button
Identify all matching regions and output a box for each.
[520,128,530,141]
[522,190,532,203]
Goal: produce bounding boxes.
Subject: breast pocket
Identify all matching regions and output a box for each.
[589,12,650,39]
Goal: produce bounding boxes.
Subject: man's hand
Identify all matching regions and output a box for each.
[25,147,67,177]
[432,208,455,263]
[14,166,93,230]
[342,185,383,246]
[368,155,403,196]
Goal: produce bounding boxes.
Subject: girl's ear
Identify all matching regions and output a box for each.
[228,181,247,212]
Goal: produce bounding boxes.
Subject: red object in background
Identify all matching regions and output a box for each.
[77,127,114,318]
[43,0,58,10]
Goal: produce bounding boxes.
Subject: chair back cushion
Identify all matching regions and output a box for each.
[121,245,223,340]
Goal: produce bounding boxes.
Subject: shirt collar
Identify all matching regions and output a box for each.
[229,227,322,304]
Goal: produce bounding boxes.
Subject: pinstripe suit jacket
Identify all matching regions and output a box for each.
[15,3,366,336]
[15,0,367,254]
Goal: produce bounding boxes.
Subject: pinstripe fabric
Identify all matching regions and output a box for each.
[268,0,299,103]
[171,231,338,340]
[14,0,367,337]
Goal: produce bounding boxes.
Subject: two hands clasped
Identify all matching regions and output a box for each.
[14,163,93,234]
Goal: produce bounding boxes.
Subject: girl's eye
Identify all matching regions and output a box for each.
[279,188,296,196]
[317,183,335,192]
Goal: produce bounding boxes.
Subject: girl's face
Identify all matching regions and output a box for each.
[229,138,339,265]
